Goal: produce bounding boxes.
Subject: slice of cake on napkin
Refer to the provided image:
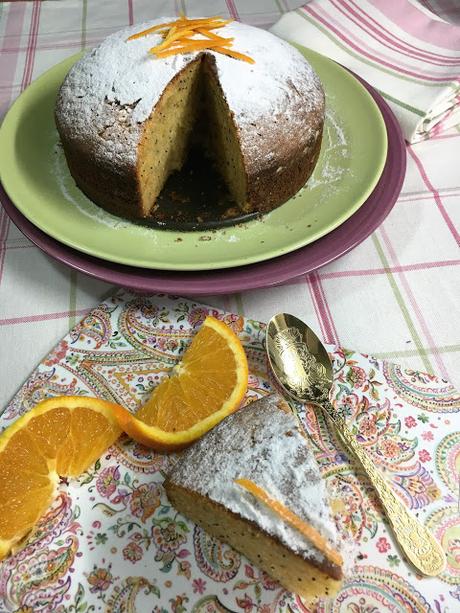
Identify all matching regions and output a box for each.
[165,393,344,601]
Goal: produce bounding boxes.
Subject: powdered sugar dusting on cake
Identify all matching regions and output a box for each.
[208,21,322,121]
[55,18,324,172]
[56,20,190,170]
[168,394,340,566]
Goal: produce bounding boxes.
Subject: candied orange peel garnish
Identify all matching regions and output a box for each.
[127,15,254,64]
[235,478,343,568]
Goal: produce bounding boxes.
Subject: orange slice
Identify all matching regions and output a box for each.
[117,316,248,451]
[0,396,123,560]
[151,39,231,58]
[0,317,248,560]
[235,478,343,567]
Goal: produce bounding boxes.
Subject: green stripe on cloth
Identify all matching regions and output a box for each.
[234,293,245,316]
[376,89,425,118]
[295,8,451,90]
[372,344,460,360]
[81,0,87,50]
[68,270,78,330]
[372,234,434,375]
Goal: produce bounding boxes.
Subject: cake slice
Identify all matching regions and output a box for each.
[164,394,344,601]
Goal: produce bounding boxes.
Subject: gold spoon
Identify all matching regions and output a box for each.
[266,313,446,577]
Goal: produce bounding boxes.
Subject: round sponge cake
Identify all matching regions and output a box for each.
[55,18,325,220]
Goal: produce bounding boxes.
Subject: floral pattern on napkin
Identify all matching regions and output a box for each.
[0,290,459,612]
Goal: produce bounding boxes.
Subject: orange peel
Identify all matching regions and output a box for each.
[210,46,255,64]
[235,478,343,568]
[127,15,254,63]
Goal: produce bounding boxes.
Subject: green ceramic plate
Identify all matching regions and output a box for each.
[0,46,387,271]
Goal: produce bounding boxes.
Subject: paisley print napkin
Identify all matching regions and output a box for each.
[0,290,459,612]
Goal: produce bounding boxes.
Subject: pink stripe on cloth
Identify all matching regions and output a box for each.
[0,4,27,86]
[0,308,90,327]
[225,0,241,20]
[408,147,460,246]
[379,225,450,380]
[432,132,460,141]
[306,272,340,345]
[21,1,41,92]
[0,3,27,117]
[371,0,460,51]
[128,0,134,26]
[304,3,454,81]
[319,259,460,279]
[0,3,28,284]
[284,259,459,288]
[1,2,42,285]
[3,38,109,54]
[339,0,460,65]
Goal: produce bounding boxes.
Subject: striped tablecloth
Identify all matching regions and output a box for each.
[0,0,459,410]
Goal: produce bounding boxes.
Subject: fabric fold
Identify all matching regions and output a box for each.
[270,0,460,142]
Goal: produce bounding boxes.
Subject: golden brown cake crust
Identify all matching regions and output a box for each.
[245,133,323,214]
[56,134,142,219]
[55,63,202,220]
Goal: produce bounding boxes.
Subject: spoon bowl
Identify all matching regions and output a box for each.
[266,313,332,406]
[266,312,446,577]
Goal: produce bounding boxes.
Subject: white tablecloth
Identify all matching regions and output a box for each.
[0,0,459,408]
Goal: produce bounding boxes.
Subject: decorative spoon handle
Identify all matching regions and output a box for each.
[319,400,446,577]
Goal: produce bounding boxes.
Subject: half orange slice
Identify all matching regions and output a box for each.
[0,396,123,560]
[119,316,248,450]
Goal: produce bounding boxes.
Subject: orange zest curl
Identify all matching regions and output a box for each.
[235,478,343,568]
[152,39,229,58]
[127,15,254,64]
[208,46,255,64]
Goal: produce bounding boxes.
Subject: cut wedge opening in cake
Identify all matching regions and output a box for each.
[136,58,203,218]
[136,54,247,221]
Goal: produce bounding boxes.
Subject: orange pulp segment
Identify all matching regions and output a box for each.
[119,316,248,451]
[235,478,343,568]
[0,396,122,560]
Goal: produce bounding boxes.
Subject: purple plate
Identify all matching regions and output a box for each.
[1,72,405,295]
